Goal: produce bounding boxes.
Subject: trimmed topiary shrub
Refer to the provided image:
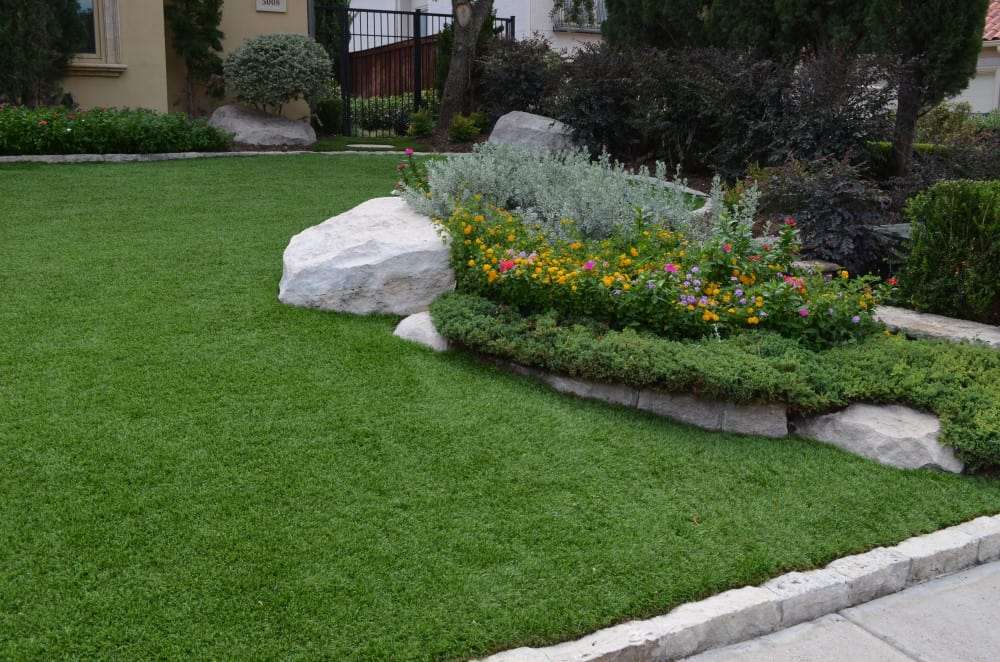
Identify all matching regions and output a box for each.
[223,33,332,114]
[899,180,1000,324]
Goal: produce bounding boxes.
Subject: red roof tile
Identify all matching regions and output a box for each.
[987,0,1000,41]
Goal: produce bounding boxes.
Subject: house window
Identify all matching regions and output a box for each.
[552,0,607,34]
[68,0,126,77]
[77,0,97,54]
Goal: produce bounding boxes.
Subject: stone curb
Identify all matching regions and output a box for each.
[0,150,462,165]
[479,514,1000,662]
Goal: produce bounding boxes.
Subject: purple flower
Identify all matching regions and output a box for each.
[699,295,709,305]
[852,315,862,324]
[799,307,810,318]
[683,280,692,288]
[730,276,739,282]
[647,281,657,289]
[735,288,744,297]
[739,298,748,305]
[583,260,596,271]
[691,266,701,274]
[693,279,702,288]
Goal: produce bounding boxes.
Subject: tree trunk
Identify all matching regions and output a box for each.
[435,0,493,140]
[891,64,922,178]
[185,73,196,117]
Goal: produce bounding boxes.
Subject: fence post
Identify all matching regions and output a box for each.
[509,15,516,41]
[414,9,423,112]
[337,5,352,136]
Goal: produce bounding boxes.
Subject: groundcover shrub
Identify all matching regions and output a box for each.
[400,144,699,241]
[434,196,887,348]
[898,180,1000,324]
[431,292,1000,469]
[0,106,231,155]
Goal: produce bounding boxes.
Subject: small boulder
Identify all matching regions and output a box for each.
[279,197,455,315]
[488,111,575,153]
[209,104,316,148]
[394,312,449,352]
[793,404,964,473]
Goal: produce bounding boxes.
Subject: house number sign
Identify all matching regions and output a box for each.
[256,0,287,12]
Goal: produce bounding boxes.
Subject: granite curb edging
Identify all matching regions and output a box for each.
[480,515,1000,662]
[0,150,465,164]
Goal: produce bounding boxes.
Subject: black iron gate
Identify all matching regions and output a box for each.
[314,6,515,137]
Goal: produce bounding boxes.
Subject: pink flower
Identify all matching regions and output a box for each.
[404,148,415,156]
[664,263,679,273]
[722,243,732,254]
[798,307,810,317]
[583,260,596,271]
[38,120,48,126]
[784,217,797,228]
[887,277,899,287]
[499,259,516,273]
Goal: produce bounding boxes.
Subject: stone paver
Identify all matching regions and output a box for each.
[684,561,1000,662]
[876,306,1000,348]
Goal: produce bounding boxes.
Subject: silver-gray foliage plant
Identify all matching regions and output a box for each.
[402,143,703,242]
[224,34,332,114]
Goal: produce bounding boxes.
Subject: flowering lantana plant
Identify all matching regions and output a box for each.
[436,200,894,347]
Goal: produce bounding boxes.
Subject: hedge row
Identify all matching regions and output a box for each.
[0,106,231,155]
[431,292,1000,470]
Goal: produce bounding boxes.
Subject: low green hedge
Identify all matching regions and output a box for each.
[0,106,231,155]
[431,292,1000,470]
[898,180,1000,325]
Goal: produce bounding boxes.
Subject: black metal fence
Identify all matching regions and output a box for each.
[315,6,515,137]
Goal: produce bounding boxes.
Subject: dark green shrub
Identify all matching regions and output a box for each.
[756,159,889,273]
[477,36,561,122]
[407,108,434,138]
[0,106,231,155]
[448,114,481,143]
[899,180,1000,324]
[433,19,498,99]
[916,102,979,145]
[431,292,1000,469]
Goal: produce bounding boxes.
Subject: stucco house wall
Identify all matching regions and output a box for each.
[953,42,1000,113]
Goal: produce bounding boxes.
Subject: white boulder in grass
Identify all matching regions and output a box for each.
[279,197,455,315]
[209,104,316,148]
[793,404,964,474]
[394,312,449,352]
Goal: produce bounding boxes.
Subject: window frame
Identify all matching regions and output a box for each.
[68,0,126,78]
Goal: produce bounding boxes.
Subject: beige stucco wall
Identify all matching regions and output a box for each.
[167,1,312,118]
[63,0,170,112]
[953,42,1000,113]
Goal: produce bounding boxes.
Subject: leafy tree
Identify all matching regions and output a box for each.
[553,0,710,49]
[0,0,87,106]
[863,0,990,176]
[164,0,225,116]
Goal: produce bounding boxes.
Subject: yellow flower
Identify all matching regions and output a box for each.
[482,264,491,273]
[840,270,850,279]
[473,214,485,223]
[702,311,720,322]
[630,247,639,257]
[755,296,764,307]
[747,316,761,326]
[467,260,476,268]
[570,242,583,250]
[507,234,516,242]
[602,275,615,287]
[463,225,473,235]
[487,271,498,284]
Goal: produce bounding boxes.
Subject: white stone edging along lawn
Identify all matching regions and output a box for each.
[0,150,462,165]
[478,515,1000,662]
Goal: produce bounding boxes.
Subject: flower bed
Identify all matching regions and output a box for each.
[0,106,231,155]
[437,198,889,348]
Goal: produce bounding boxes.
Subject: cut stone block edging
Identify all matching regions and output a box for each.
[0,150,464,165]
[876,305,1000,348]
[279,197,455,315]
[480,515,1000,662]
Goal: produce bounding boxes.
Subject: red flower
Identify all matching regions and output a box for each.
[499,259,516,273]
[784,217,797,228]
[887,277,899,287]
[748,255,761,262]
[762,244,772,252]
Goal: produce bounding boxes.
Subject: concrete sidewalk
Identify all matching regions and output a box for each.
[685,561,1000,662]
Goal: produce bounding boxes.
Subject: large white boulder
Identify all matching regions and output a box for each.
[488,111,575,152]
[793,404,964,473]
[279,197,454,315]
[209,104,316,148]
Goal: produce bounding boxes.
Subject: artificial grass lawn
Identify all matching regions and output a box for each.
[1,154,999,660]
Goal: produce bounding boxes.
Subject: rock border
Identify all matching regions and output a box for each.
[394,314,965,473]
[0,150,463,165]
[482,515,1000,662]
[876,305,1000,348]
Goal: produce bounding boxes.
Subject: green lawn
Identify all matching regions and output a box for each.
[1,154,999,661]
